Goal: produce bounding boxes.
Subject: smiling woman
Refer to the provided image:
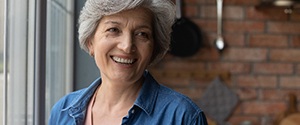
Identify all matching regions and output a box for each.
[49,0,208,125]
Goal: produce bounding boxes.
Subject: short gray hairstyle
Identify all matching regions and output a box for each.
[78,0,175,64]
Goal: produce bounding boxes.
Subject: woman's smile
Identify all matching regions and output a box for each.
[111,56,137,65]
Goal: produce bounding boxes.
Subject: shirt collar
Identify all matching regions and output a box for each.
[64,71,159,116]
[63,77,102,113]
[134,71,160,116]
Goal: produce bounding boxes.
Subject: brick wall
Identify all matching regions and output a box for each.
[149,0,300,124]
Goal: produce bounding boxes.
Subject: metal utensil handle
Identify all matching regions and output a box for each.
[176,0,182,19]
[217,0,223,36]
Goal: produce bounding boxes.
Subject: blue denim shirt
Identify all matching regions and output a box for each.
[49,71,208,125]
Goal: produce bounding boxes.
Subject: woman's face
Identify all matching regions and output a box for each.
[88,7,154,83]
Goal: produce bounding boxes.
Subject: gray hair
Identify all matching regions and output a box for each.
[78,0,175,64]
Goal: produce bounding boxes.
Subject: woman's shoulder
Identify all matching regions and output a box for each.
[50,88,87,112]
[51,78,101,111]
[49,88,88,124]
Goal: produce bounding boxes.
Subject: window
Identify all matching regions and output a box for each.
[3,0,74,124]
[0,0,4,124]
[4,0,35,124]
[45,0,74,120]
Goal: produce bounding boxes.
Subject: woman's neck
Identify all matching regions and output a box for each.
[94,77,143,113]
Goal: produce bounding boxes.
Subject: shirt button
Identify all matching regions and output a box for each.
[131,109,135,114]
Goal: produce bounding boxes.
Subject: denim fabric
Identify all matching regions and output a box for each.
[49,71,208,125]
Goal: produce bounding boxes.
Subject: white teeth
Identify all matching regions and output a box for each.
[112,56,134,64]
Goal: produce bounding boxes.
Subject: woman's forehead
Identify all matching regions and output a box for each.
[100,7,154,27]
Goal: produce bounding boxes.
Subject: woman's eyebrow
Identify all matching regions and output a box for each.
[136,25,152,30]
[103,20,120,25]
[103,20,152,29]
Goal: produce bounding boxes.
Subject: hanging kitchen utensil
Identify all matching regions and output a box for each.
[276,93,300,125]
[170,0,202,57]
[199,77,238,124]
[214,0,226,51]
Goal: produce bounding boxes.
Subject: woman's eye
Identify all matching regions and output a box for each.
[107,28,119,33]
[136,32,149,38]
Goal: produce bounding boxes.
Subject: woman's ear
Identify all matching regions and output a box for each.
[87,40,94,57]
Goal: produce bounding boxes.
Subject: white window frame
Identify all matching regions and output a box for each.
[45,0,74,121]
[3,0,74,124]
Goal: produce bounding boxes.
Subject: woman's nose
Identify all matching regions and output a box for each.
[118,33,136,53]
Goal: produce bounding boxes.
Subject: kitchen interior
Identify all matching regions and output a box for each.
[149,0,300,124]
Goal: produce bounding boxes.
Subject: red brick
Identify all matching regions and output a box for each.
[183,5,198,17]
[261,89,285,101]
[243,101,286,115]
[200,0,214,4]
[224,21,265,33]
[205,33,218,46]
[149,68,226,87]
[280,76,300,89]
[236,88,258,100]
[164,51,210,62]
[268,22,300,34]
[279,90,300,100]
[224,6,245,20]
[224,0,260,5]
[189,77,210,84]
[247,7,289,20]
[253,63,293,75]
[236,75,277,88]
[163,47,219,61]
[199,5,215,19]
[231,104,243,115]
[291,12,300,21]
[152,61,206,71]
[191,77,217,88]
[249,34,288,47]
[192,47,220,61]
[184,0,199,4]
[207,62,251,74]
[261,89,300,101]
[223,48,268,61]
[297,64,300,74]
[291,35,300,47]
[197,20,265,34]
[194,19,216,33]
[223,33,245,46]
[270,49,300,62]
[200,5,244,20]
[228,116,259,125]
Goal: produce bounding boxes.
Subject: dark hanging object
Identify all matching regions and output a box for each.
[169,0,202,57]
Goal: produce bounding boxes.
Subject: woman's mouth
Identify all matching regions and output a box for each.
[111,56,137,65]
